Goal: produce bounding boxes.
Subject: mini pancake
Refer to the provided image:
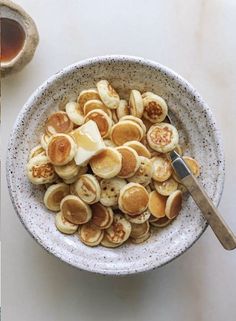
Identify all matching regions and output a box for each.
[60,195,92,224]
[130,221,150,239]
[54,159,79,180]
[44,183,70,211]
[116,146,140,178]
[116,99,129,119]
[125,209,150,224]
[128,156,153,186]
[129,89,144,118]
[62,165,88,185]
[143,93,168,123]
[29,145,45,160]
[73,174,101,204]
[100,177,126,206]
[40,133,51,150]
[148,191,167,218]
[91,203,113,229]
[47,134,76,166]
[84,109,112,138]
[165,190,182,219]
[154,177,178,196]
[79,222,104,247]
[55,211,79,234]
[101,234,123,248]
[65,101,84,126]
[150,215,172,228]
[105,214,131,244]
[90,147,122,178]
[120,115,146,135]
[77,88,100,110]
[96,80,120,109]
[118,182,149,215]
[131,231,151,244]
[45,111,74,135]
[83,99,112,118]
[124,141,151,158]
[183,156,200,177]
[27,155,56,184]
[152,156,172,182]
[147,123,179,153]
[110,121,143,146]
[172,156,200,183]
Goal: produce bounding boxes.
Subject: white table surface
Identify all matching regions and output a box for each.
[2,0,236,320]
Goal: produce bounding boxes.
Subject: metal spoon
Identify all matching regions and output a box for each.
[166,115,236,250]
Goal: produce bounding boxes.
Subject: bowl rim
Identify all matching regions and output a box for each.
[6,55,225,275]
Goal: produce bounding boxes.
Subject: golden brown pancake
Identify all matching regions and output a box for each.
[110,121,143,146]
[61,195,91,224]
[165,190,182,219]
[130,221,149,239]
[84,109,111,137]
[83,99,111,116]
[91,203,113,229]
[148,191,167,218]
[45,111,73,135]
[119,183,149,215]
[47,135,72,165]
[79,222,104,246]
[116,146,139,178]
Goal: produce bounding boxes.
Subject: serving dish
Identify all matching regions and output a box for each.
[6,55,225,275]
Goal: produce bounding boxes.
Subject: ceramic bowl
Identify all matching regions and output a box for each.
[6,55,225,275]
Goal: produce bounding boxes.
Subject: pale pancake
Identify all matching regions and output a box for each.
[27,155,56,184]
[116,146,140,178]
[153,177,178,196]
[77,88,100,110]
[60,195,91,224]
[152,155,172,182]
[90,147,122,178]
[83,99,112,117]
[44,183,70,211]
[124,141,151,158]
[119,183,149,215]
[147,123,179,153]
[110,121,143,146]
[120,115,146,135]
[148,191,167,218]
[143,93,168,123]
[105,214,131,244]
[128,156,153,186]
[45,111,73,135]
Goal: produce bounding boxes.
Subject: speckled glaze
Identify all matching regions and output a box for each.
[6,55,225,275]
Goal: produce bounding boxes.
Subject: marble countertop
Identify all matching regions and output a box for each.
[2,0,236,320]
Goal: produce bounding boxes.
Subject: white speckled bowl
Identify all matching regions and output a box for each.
[6,55,225,275]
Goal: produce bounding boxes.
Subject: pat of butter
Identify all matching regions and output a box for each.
[72,120,105,166]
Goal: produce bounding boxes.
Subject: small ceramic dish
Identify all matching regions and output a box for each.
[6,55,225,275]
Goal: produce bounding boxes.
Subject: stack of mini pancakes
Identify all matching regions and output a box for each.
[26,80,200,248]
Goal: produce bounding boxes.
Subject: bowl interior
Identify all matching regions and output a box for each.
[7,56,224,275]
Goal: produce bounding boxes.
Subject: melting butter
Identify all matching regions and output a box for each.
[74,130,98,151]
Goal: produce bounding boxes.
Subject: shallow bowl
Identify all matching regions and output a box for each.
[7,55,225,275]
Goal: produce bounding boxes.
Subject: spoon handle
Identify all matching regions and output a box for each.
[169,151,236,250]
[182,174,236,250]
